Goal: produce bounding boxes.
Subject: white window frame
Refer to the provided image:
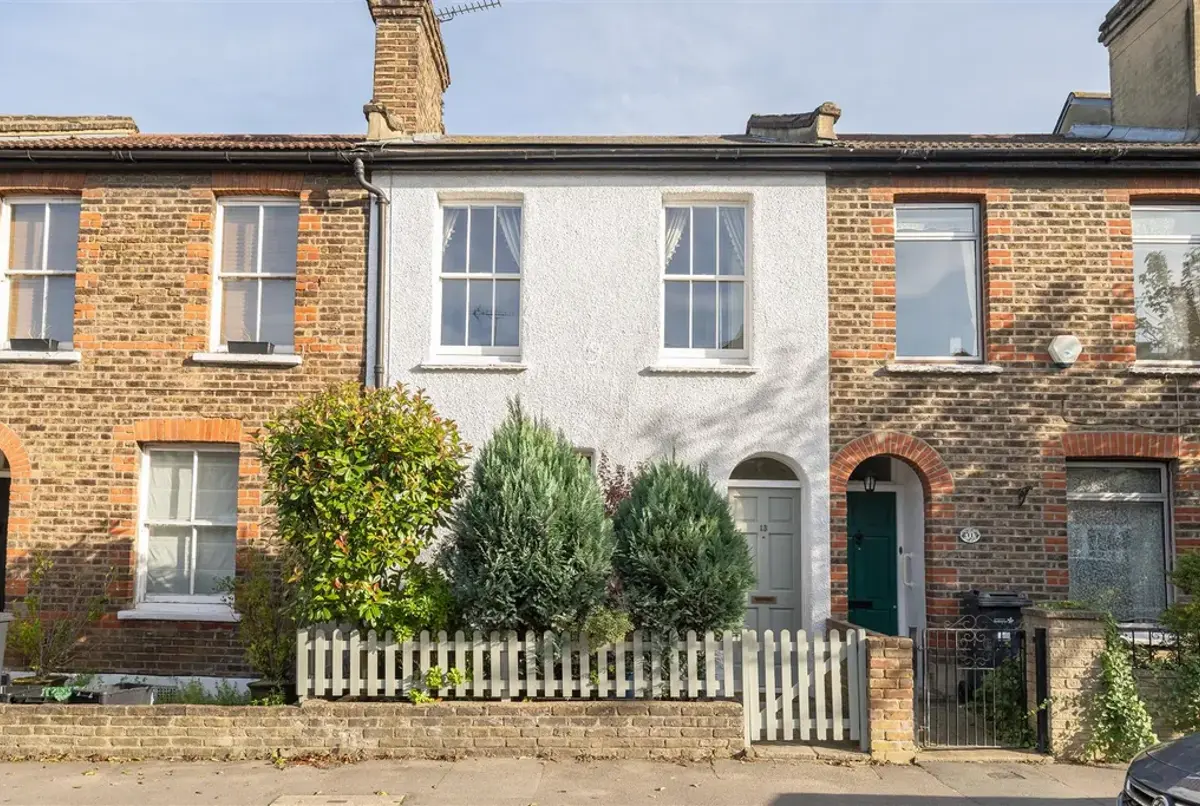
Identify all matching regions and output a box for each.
[209,197,300,354]
[1131,204,1200,365]
[0,196,80,351]
[433,201,523,360]
[1065,461,1172,623]
[135,444,239,606]
[660,202,751,364]
[893,202,983,363]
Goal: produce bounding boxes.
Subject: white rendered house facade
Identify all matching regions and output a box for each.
[374,169,831,633]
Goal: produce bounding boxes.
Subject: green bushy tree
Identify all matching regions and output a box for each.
[442,401,612,634]
[613,461,754,635]
[1162,553,1200,733]
[260,383,467,633]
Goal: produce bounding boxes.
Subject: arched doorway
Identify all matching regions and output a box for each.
[846,456,926,636]
[728,456,804,633]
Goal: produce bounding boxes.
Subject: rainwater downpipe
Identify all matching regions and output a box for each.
[353,157,389,388]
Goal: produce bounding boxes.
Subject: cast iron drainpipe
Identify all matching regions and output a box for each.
[353,158,389,388]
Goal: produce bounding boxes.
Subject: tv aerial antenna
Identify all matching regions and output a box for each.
[436,0,501,23]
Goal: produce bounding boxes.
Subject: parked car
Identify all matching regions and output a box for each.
[1122,734,1200,805]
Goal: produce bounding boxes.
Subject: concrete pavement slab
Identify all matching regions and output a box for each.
[919,760,1120,804]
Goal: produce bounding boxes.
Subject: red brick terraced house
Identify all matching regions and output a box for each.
[0,118,369,676]
[825,0,1200,636]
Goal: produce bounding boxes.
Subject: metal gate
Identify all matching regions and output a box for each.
[914,616,1031,749]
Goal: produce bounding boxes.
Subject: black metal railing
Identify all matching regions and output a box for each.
[1117,624,1181,669]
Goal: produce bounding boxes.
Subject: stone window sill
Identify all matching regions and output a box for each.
[1128,362,1200,377]
[884,363,1003,376]
[117,604,239,623]
[418,360,528,373]
[645,363,759,376]
[190,352,303,367]
[0,350,81,364]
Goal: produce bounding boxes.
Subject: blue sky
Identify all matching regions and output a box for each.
[0,0,1113,136]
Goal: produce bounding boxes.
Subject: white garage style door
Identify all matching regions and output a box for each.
[728,458,803,634]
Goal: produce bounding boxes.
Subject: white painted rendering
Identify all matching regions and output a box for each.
[381,172,830,631]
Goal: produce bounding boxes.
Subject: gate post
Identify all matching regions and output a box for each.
[1022,606,1108,759]
[863,633,916,763]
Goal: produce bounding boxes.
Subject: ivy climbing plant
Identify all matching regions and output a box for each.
[1084,617,1158,763]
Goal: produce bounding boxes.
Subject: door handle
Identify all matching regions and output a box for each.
[902,553,915,589]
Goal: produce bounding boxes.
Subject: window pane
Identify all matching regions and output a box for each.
[692,207,717,276]
[664,281,690,348]
[221,206,259,274]
[1133,208,1200,239]
[718,281,744,350]
[494,279,520,347]
[7,277,42,340]
[260,279,295,350]
[261,205,299,276]
[195,452,238,521]
[719,207,746,276]
[1067,466,1163,496]
[221,279,259,344]
[731,457,798,481]
[8,205,44,272]
[665,208,690,276]
[146,525,190,596]
[692,281,717,349]
[896,207,976,235]
[1068,501,1167,622]
[1134,244,1200,361]
[440,279,467,346]
[47,203,81,273]
[895,240,979,358]
[194,526,236,596]
[45,275,75,345]
[467,278,493,346]
[495,207,521,274]
[468,206,495,274]
[442,207,468,272]
[148,451,194,521]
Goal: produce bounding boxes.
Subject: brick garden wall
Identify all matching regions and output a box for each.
[0,701,744,761]
[0,169,368,676]
[828,175,1200,622]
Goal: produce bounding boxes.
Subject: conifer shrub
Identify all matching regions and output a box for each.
[442,401,613,634]
[613,460,755,635]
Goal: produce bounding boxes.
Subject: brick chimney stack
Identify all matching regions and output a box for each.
[1100,0,1200,130]
[364,0,451,140]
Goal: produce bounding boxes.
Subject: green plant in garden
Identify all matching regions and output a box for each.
[1160,553,1200,733]
[260,383,468,631]
[972,658,1034,748]
[613,461,754,636]
[220,548,295,685]
[1085,617,1158,762]
[9,554,112,680]
[156,679,251,705]
[584,608,634,645]
[442,400,613,634]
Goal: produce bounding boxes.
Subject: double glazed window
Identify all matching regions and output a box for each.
[663,205,747,357]
[214,200,299,354]
[439,205,522,354]
[1066,463,1169,623]
[138,447,238,603]
[1,198,80,351]
[894,205,982,360]
[1132,206,1200,362]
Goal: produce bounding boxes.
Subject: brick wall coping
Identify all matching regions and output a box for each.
[1022,606,1108,622]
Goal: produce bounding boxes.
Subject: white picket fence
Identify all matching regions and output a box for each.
[296,626,868,749]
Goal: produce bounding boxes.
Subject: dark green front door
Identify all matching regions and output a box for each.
[847,491,899,636]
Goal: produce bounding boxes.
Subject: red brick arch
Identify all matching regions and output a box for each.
[0,423,32,600]
[831,431,954,498]
[829,431,957,622]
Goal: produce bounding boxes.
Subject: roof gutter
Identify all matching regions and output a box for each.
[353,157,390,389]
[0,149,356,170]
